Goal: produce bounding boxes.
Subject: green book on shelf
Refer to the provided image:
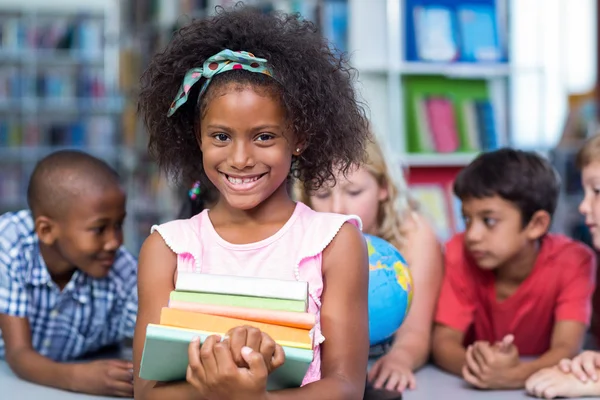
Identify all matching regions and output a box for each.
[140,324,313,389]
[170,291,308,313]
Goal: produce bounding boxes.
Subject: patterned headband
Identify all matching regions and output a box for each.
[167,49,274,117]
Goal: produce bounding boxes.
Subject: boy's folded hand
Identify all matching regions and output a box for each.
[462,335,520,389]
[72,359,134,397]
[226,326,285,373]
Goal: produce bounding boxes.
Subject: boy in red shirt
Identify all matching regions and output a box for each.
[432,148,597,390]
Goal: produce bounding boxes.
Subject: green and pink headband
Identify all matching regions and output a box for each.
[167,49,274,117]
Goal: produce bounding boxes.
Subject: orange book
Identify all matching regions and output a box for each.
[159,307,312,350]
[168,300,316,330]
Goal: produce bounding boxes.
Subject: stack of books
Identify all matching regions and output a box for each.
[139,272,316,389]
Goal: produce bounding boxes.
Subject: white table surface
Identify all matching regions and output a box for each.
[4,359,584,400]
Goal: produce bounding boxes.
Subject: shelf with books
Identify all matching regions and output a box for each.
[401,152,478,167]
[0,2,128,232]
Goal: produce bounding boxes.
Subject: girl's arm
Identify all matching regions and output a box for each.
[267,222,369,400]
[387,216,443,368]
[133,232,204,400]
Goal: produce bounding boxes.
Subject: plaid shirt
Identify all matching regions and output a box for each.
[0,210,138,361]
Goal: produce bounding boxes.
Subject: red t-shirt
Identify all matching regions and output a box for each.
[436,233,597,355]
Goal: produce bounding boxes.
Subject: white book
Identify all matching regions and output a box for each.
[175,272,309,302]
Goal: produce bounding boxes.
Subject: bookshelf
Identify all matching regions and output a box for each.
[0,0,123,209]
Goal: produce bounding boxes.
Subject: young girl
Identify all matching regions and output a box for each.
[134,6,371,400]
[296,138,443,393]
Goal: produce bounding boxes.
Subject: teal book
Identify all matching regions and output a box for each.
[170,291,308,313]
[139,324,313,389]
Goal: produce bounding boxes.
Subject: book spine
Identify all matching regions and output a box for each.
[175,273,308,301]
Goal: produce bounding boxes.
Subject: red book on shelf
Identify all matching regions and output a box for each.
[425,97,460,153]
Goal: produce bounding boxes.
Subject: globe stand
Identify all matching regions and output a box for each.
[363,385,403,400]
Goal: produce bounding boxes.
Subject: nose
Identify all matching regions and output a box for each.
[104,226,123,252]
[579,195,590,216]
[330,192,346,215]
[229,140,255,170]
[464,222,483,246]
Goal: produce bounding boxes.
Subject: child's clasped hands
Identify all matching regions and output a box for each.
[462,334,521,389]
[186,326,286,400]
[526,351,600,399]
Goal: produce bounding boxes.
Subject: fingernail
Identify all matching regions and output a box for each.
[191,336,200,343]
[241,346,252,356]
[222,335,229,341]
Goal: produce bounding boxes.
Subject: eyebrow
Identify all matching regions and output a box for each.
[205,124,281,132]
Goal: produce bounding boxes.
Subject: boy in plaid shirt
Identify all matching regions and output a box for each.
[0,150,138,397]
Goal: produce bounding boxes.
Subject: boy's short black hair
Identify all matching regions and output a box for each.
[27,150,121,218]
[453,148,560,225]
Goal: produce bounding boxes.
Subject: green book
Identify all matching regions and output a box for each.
[140,324,313,389]
[170,291,307,313]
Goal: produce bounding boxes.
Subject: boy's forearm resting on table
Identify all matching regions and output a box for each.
[511,345,581,385]
[432,339,466,376]
[5,347,79,391]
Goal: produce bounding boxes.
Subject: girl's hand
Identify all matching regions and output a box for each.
[227,326,285,373]
[559,351,600,382]
[186,335,269,400]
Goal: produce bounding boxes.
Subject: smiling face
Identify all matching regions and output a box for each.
[198,85,298,211]
[40,184,127,279]
[579,161,600,250]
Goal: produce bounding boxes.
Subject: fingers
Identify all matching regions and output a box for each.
[107,364,134,383]
[570,357,589,382]
[462,365,487,389]
[465,345,483,376]
[525,368,557,398]
[558,358,572,374]
[271,343,286,371]
[258,332,277,370]
[407,371,417,390]
[213,338,237,377]
[228,327,249,367]
[473,341,494,365]
[367,359,383,384]
[241,346,268,381]
[108,380,134,398]
[383,372,404,392]
[371,361,390,389]
[582,355,599,382]
[108,359,134,370]
[500,334,514,352]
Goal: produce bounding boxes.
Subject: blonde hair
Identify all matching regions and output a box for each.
[296,137,418,250]
[577,134,600,169]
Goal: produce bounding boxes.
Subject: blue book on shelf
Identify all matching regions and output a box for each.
[321,0,348,54]
[474,100,498,150]
[457,4,502,62]
[413,5,458,62]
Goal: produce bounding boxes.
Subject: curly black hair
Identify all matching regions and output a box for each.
[138,4,369,191]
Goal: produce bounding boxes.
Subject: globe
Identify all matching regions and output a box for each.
[365,233,414,346]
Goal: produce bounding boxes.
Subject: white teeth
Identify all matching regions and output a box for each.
[227,175,260,185]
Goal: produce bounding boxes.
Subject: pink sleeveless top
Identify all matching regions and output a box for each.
[151,202,361,385]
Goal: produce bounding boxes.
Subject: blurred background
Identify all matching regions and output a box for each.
[0,0,596,255]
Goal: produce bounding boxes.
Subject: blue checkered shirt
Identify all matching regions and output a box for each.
[0,210,138,361]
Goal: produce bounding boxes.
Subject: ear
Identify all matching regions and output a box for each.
[378,179,389,202]
[35,215,59,246]
[293,139,306,156]
[524,210,551,240]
